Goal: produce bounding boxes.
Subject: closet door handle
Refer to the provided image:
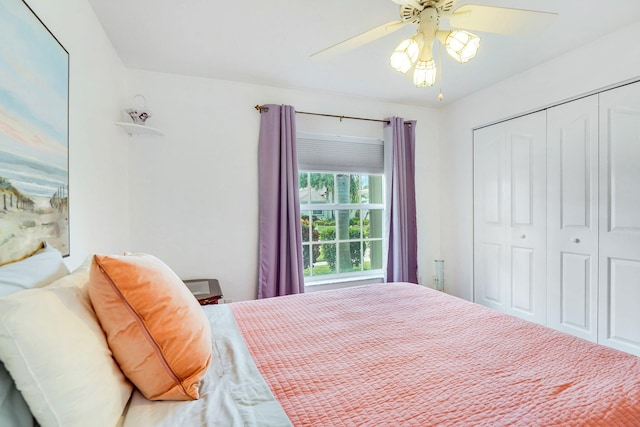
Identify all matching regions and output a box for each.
[520,234,526,239]
[572,238,581,243]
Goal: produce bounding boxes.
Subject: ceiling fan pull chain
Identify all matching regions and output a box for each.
[437,42,444,102]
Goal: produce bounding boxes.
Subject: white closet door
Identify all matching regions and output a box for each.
[474,111,547,324]
[599,83,640,356]
[504,112,547,324]
[547,95,599,342]
[474,123,507,310]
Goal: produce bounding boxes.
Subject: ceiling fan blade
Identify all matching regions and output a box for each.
[311,20,408,61]
[391,0,424,10]
[449,4,557,35]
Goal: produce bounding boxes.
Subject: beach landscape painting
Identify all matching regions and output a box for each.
[0,0,69,263]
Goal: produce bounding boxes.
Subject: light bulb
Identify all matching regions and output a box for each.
[389,38,420,73]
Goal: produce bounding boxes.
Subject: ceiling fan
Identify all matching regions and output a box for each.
[311,0,557,99]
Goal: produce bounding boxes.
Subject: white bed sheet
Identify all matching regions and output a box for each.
[121,304,291,427]
[0,361,34,427]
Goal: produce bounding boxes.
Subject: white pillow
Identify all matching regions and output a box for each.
[0,261,133,427]
[0,243,68,426]
[0,244,69,297]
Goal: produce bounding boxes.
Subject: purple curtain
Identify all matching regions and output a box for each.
[257,104,305,298]
[385,117,418,283]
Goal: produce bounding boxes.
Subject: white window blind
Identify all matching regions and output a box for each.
[296,132,384,174]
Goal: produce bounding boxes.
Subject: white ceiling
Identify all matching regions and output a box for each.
[88,0,640,108]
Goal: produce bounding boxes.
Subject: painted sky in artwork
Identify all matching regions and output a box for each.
[0,0,68,198]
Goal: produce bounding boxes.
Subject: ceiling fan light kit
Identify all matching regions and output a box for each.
[391,30,480,87]
[389,5,482,88]
[312,0,557,98]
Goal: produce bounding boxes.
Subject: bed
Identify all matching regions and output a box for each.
[0,250,639,427]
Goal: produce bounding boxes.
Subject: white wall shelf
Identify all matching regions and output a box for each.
[115,122,164,137]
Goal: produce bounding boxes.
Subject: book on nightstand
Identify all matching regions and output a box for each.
[183,279,223,305]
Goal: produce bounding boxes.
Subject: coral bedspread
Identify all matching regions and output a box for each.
[230,283,640,426]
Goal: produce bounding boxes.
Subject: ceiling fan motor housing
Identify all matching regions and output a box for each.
[416,8,440,56]
[400,0,455,22]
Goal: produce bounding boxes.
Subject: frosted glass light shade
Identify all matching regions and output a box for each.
[413,59,436,87]
[445,30,480,63]
[389,38,420,73]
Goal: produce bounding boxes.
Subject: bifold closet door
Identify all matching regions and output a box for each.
[598,83,640,356]
[474,123,507,311]
[474,112,547,325]
[504,113,547,325]
[546,95,599,342]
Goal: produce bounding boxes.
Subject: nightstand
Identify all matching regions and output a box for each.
[183,279,223,305]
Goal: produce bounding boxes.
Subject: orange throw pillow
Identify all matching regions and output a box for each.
[88,253,212,400]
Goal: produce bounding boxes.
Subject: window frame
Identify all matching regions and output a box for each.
[300,171,385,285]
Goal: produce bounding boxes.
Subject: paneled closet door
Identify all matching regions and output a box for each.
[547,95,599,342]
[474,123,507,311]
[474,111,547,324]
[504,112,547,325]
[598,83,640,356]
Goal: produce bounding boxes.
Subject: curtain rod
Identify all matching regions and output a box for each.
[254,105,389,124]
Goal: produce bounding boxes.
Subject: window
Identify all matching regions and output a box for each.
[300,172,384,281]
[297,133,385,284]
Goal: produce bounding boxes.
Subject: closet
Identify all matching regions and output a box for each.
[473,82,640,356]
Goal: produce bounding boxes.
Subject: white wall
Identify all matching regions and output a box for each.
[127,70,441,302]
[439,21,640,300]
[26,0,131,269]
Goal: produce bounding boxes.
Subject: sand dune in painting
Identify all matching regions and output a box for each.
[0,180,68,264]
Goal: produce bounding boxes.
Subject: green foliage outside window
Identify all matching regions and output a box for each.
[301,216,320,263]
[319,226,363,269]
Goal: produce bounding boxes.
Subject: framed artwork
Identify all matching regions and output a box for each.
[0,0,69,263]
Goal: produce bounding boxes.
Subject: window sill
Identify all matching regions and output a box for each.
[304,275,384,292]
